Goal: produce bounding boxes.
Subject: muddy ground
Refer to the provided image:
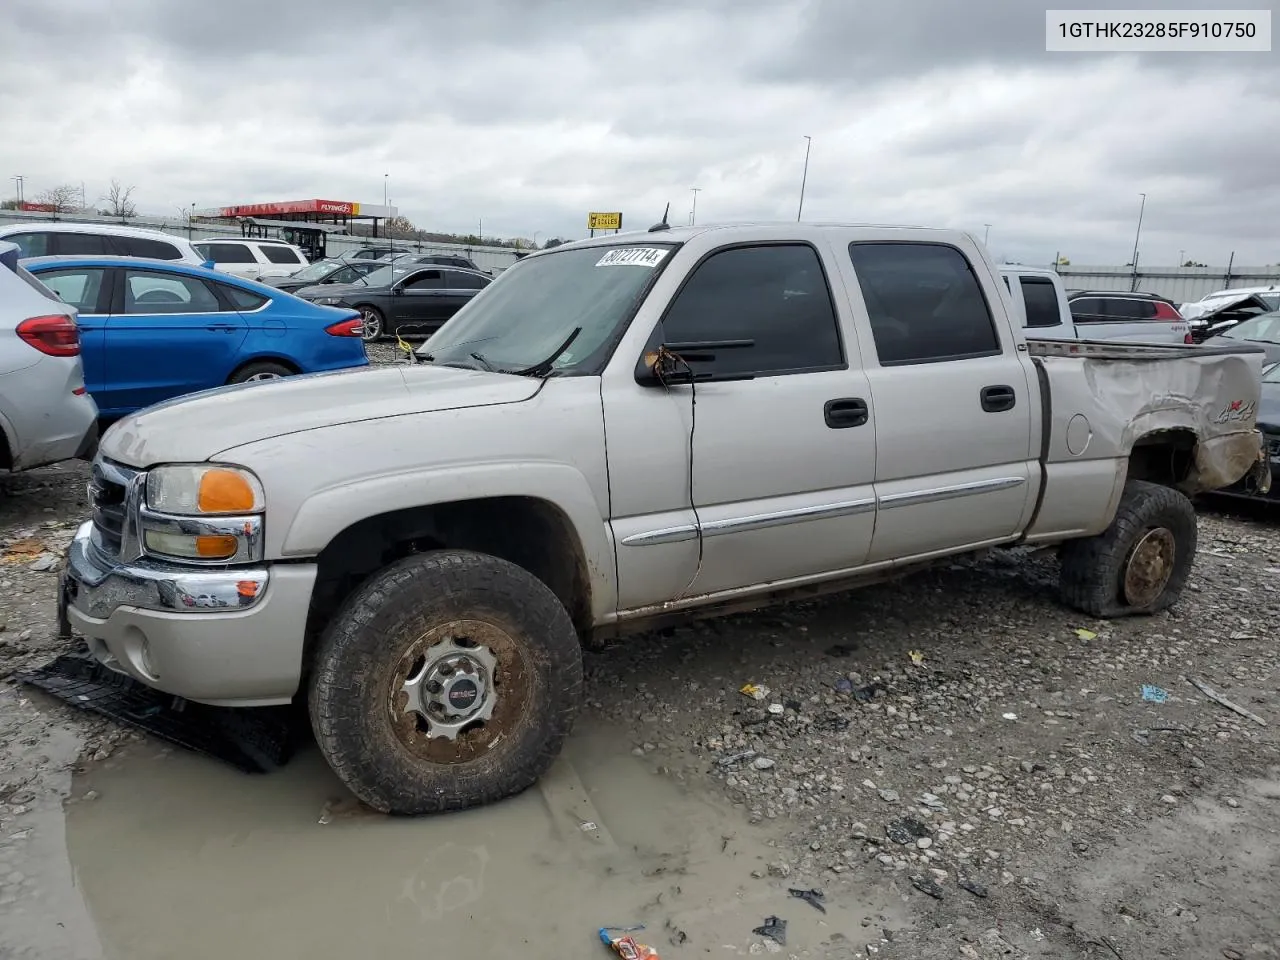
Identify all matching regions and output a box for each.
[0,360,1277,959]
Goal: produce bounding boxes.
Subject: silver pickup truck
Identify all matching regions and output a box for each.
[59,223,1272,814]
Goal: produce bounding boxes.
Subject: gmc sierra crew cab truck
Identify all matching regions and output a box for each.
[59,223,1273,814]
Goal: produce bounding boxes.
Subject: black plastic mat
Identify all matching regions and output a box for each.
[15,651,298,774]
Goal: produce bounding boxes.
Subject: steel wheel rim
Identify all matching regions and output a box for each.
[360,309,382,341]
[388,619,532,765]
[1123,526,1177,606]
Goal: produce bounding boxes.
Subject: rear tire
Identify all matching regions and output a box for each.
[308,549,583,815]
[227,361,293,384]
[1059,479,1197,618]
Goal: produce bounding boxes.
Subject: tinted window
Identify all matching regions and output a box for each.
[197,242,257,264]
[261,245,302,265]
[219,284,268,310]
[1019,277,1063,328]
[659,243,843,376]
[123,270,223,313]
[403,270,443,290]
[6,232,49,258]
[1102,297,1154,320]
[1068,297,1104,318]
[37,268,107,312]
[54,232,111,255]
[847,242,1000,365]
[444,271,487,290]
[117,236,183,260]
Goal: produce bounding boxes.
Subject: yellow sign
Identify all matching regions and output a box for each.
[588,211,622,231]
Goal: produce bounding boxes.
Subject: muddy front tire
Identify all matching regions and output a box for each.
[1059,480,1197,618]
[308,550,583,814]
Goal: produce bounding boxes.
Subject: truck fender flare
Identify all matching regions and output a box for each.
[279,460,618,619]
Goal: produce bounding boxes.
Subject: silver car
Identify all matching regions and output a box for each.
[0,241,98,470]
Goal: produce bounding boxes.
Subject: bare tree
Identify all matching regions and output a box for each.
[383,215,416,239]
[99,179,137,217]
[36,184,81,212]
[0,198,18,211]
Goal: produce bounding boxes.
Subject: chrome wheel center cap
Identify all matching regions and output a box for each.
[400,638,498,740]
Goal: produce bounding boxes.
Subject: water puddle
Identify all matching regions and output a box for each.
[66,722,898,959]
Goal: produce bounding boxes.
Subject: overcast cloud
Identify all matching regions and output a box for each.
[3,0,1278,264]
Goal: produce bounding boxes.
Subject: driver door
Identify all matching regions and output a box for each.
[101,268,247,415]
[392,270,444,335]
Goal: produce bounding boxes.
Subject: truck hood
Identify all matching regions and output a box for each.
[100,365,542,468]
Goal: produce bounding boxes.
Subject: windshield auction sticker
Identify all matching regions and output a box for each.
[596,247,669,267]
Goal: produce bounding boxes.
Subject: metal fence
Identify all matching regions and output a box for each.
[0,211,525,275]
[1052,263,1280,304]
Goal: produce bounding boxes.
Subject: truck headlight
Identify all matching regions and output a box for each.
[141,464,265,564]
[146,465,264,516]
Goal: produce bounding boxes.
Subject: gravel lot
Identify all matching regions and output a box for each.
[0,352,1277,959]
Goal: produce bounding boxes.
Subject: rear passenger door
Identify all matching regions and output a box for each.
[840,241,1037,563]
[101,268,248,414]
[645,241,879,596]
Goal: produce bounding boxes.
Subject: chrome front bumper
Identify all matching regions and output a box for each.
[61,522,269,620]
[59,521,317,707]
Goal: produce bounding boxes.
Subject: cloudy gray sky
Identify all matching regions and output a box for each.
[4,0,1278,264]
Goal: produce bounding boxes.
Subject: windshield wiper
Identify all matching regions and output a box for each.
[515,327,582,378]
[468,351,495,371]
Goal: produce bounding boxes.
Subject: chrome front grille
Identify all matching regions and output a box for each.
[88,459,140,559]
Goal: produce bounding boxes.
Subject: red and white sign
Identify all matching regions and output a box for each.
[19,202,59,213]
[216,199,361,218]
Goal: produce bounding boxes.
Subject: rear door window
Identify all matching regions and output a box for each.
[116,236,183,260]
[122,270,223,313]
[1019,277,1063,328]
[847,242,1000,365]
[261,245,303,265]
[198,242,257,264]
[53,232,112,255]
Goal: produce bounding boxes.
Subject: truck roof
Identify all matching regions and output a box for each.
[554,221,972,251]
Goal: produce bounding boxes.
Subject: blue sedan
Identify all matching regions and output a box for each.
[24,256,368,418]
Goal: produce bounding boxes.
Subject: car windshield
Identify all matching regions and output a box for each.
[418,243,675,375]
[290,259,343,281]
[1221,311,1280,343]
[1263,362,1280,384]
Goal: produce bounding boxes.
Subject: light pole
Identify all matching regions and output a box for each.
[1130,193,1146,291]
[983,224,992,246]
[797,136,812,222]
[689,187,701,225]
[10,175,23,206]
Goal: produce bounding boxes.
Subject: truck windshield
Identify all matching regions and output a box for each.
[419,243,675,375]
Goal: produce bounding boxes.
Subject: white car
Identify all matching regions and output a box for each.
[0,222,205,264]
[193,238,310,280]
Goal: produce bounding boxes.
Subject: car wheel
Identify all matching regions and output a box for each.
[358,307,384,342]
[308,549,583,814]
[1059,480,1197,617]
[228,361,294,384]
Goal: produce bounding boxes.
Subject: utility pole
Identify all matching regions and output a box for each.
[797,136,812,222]
[10,175,23,206]
[689,187,701,226]
[1129,192,1146,292]
[983,224,992,246]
